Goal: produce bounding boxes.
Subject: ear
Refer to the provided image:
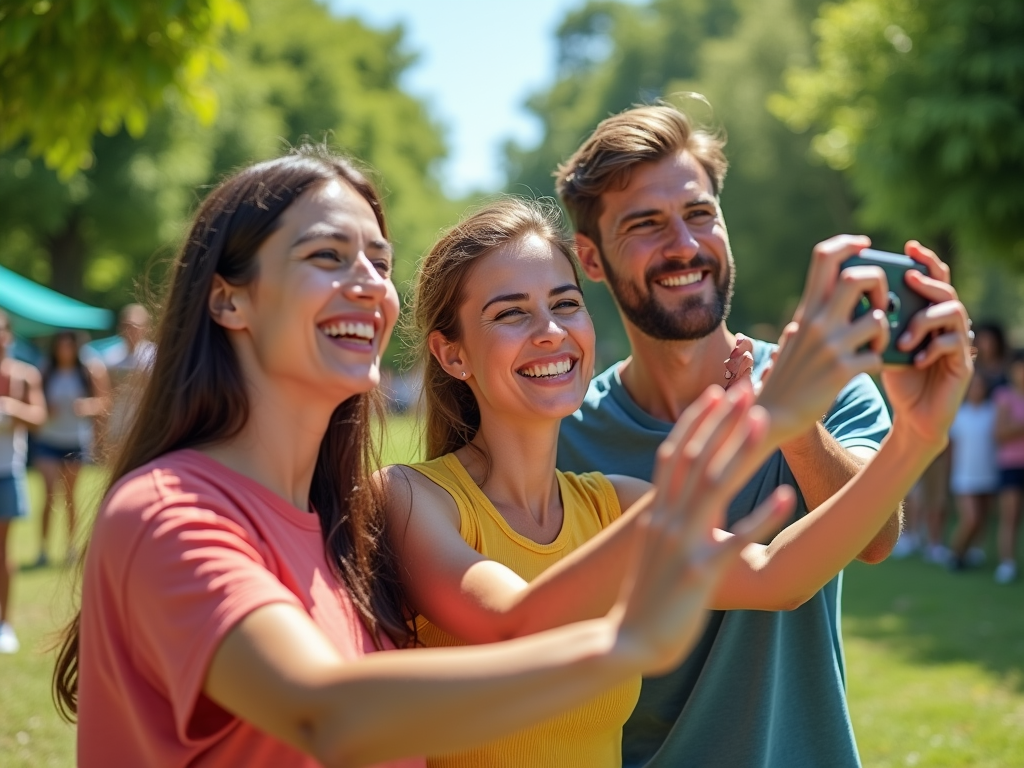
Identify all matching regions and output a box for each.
[575,232,606,283]
[208,274,249,331]
[427,330,470,380]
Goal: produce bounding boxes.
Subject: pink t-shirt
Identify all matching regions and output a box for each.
[994,387,1024,468]
[78,449,425,768]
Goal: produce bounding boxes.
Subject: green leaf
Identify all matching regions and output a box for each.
[73,0,97,25]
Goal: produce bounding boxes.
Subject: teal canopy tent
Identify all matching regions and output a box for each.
[0,265,114,337]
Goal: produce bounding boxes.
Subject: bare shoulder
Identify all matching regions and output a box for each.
[376,464,460,530]
[1,357,41,386]
[605,474,653,512]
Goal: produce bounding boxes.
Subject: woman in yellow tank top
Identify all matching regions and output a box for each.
[379,198,965,767]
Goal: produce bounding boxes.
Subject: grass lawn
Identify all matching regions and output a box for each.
[2,417,1022,766]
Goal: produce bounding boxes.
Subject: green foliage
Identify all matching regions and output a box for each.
[771,0,1024,265]
[0,0,460,320]
[212,0,461,286]
[0,0,247,178]
[506,0,858,361]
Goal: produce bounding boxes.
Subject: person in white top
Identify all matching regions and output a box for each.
[946,373,999,570]
[86,304,155,450]
[0,310,47,653]
[34,331,108,567]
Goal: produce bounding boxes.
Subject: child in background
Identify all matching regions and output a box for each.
[993,352,1024,584]
[947,373,998,570]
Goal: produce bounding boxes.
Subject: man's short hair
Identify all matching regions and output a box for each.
[554,104,728,245]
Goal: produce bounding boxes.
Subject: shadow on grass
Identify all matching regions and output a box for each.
[843,555,1024,692]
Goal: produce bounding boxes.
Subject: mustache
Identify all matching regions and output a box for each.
[645,254,720,284]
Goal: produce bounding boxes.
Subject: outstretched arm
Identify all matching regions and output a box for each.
[780,429,900,563]
[205,389,789,768]
[381,461,649,643]
[716,240,972,609]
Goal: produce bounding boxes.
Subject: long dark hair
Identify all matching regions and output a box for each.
[43,330,93,397]
[53,145,412,721]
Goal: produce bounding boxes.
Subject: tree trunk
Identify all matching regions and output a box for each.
[47,210,86,299]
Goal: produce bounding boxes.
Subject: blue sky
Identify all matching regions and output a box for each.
[329,0,642,197]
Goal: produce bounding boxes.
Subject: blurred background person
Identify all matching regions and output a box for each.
[0,310,47,653]
[33,331,109,567]
[973,322,1009,392]
[993,352,1024,584]
[946,373,998,571]
[85,304,155,454]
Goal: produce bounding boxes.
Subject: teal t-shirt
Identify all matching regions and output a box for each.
[556,339,891,768]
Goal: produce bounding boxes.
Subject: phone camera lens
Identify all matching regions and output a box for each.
[886,292,901,327]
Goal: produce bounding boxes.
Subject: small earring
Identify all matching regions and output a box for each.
[460,371,467,378]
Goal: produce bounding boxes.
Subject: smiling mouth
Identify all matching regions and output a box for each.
[319,321,375,345]
[517,358,577,379]
[656,271,707,288]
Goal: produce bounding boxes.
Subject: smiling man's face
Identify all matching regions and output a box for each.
[592,149,734,341]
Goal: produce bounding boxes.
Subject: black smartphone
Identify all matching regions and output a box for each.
[840,249,931,365]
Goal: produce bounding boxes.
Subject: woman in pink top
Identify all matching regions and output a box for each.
[993,352,1024,583]
[54,146,790,768]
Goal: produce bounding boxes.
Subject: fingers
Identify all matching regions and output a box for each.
[794,234,871,323]
[651,386,726,505]
[704,403,769,493]
[826,265,889,323]
[730,486,796,543]
[909,330,973,371]
[706,487,797,574]
[897,299,970,357]
[845,308,890,356]
[662,386,753,504]
[724,351,754,385]
[904,240,951,284]
[903,269,958,305]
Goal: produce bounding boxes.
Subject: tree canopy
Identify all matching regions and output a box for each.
[0,0,247,178]
[505,0,858,362]
[771,0,1024,266]
[0,0,459,312]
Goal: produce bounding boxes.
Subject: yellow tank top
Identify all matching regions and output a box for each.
[406,453,641,768]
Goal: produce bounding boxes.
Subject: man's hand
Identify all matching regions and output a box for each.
[757,234,889,444]
[881,241,973,444]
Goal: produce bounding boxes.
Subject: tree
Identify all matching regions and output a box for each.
[0,0,460,308]
[505,0,859,363]
[0,0,247,178]
[770,0,1024,267]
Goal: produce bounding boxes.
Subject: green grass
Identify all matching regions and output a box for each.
[2,418,1023,766]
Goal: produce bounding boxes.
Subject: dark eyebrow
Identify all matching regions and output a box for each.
[482,292,528,313]
[290,228,393,256]
[618,197,717,228]
[481,284,581,314]
[685,196,718,209]
[618,209,662,228]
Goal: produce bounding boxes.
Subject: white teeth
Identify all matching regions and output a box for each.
[519,359,574,378]
[659,272,704,287]
[322,321,374,341]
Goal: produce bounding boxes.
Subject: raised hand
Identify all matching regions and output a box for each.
[723,333,755,390]
[880,241,973,443]
[611,384,796,675]
[757,234,890,444]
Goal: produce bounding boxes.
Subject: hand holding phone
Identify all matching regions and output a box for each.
[840,249,932,365]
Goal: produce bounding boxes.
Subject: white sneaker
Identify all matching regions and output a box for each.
[924,544,953,566]
[891,532,920,559]
[995,560,1018,585]
[0,622,19,654]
